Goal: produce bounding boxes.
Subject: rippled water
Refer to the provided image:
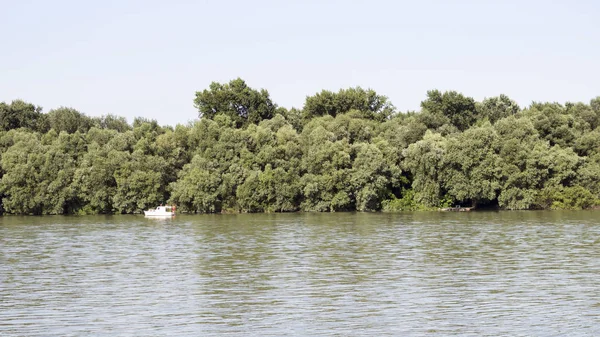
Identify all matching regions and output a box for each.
[1,211,599,336]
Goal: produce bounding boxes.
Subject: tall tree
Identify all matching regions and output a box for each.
[420,90,477,131]
[442,125,502,207]
[300,117,353,211]
[476,94,520,124]
[350,142,391,211]
[0,100,46,132]
[402,131,448,206]
[524,102,580,148]
[93,114,131,132]
[0,130,80,214]
[303,87,395,122]
[194,78,276,127]
[46,107,94,133]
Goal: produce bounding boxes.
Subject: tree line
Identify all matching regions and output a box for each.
[1,78,599,214]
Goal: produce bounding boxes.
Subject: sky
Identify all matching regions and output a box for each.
[1,0,599,126]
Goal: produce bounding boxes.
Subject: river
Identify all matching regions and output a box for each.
[1,211,599,336]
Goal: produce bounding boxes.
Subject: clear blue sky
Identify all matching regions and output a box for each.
[2,0,599,126]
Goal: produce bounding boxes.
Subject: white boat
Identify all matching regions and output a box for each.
[144,205,176,217]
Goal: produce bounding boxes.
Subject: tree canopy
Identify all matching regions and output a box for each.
[193,78,276,128]
[1,80,599,214]
[303,87,395,122]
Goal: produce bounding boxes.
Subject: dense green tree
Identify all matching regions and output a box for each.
[0,100,46,132]
[476,94,520,124]
[71,141,129,214]
[279,107,303,131]
[194,78,276,127]
[536,185,597,210]
[442,125,502,207]
[169,156,223,213]
[234,117,302,212]
[94,114,132,132]
[491,114,584,210]
[575,154,600,197]
[155,125,192,185]
[303,87,395,122]
[415,108,451,131]
[0,130,80,214]
[379,116,428,151]
[493,117,545,210]
[46,107,94,133]
[420,90,477,131]
[402,131,448,207]
[590,97,600,119]
[377,116,426,198]
[523,102,580,148]
[236,165,300,212]
[2,88,599,214]
[350,143,390,211]
[299,117,353,211]
[112,151,168,213]
[567,102,599,131]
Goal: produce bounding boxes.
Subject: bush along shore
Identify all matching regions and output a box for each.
[1,78,600,215]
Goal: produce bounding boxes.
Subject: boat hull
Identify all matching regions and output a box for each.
[144,211,175,217]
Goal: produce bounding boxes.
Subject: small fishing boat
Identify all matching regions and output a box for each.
[144,205,176,217]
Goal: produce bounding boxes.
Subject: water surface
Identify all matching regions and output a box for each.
[1,211,599,336]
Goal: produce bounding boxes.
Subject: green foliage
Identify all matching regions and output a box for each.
[194,78,276,127]
[476,94,520,124]
[402,131,447,206]
[382,189,436,211]
[72,144,126,214]
[350,143,390,211]
[94,114,131,132]
[575,155,600,197]
[442,125,502,206]
[0,130,80,214]
[497,188,538,210]
[523,102,583,148]
[536,185,597,210]
[47,107,94,133]
[169,158,223,213]
[1,86,599,215]
[492,114,585,210]
[303,87,395,122]
[420,90,477,131]
[112,152,169,214]
[574,129,600,156]
[567,102,599,131]
[379,117,427,153]
[299,116,353,211]
[236,165,300,212]
[0,100,46,132]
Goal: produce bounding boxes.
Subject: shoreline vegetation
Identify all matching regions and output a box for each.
[1,78,600,215]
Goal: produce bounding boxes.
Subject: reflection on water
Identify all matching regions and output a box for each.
[1,211,599,336]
